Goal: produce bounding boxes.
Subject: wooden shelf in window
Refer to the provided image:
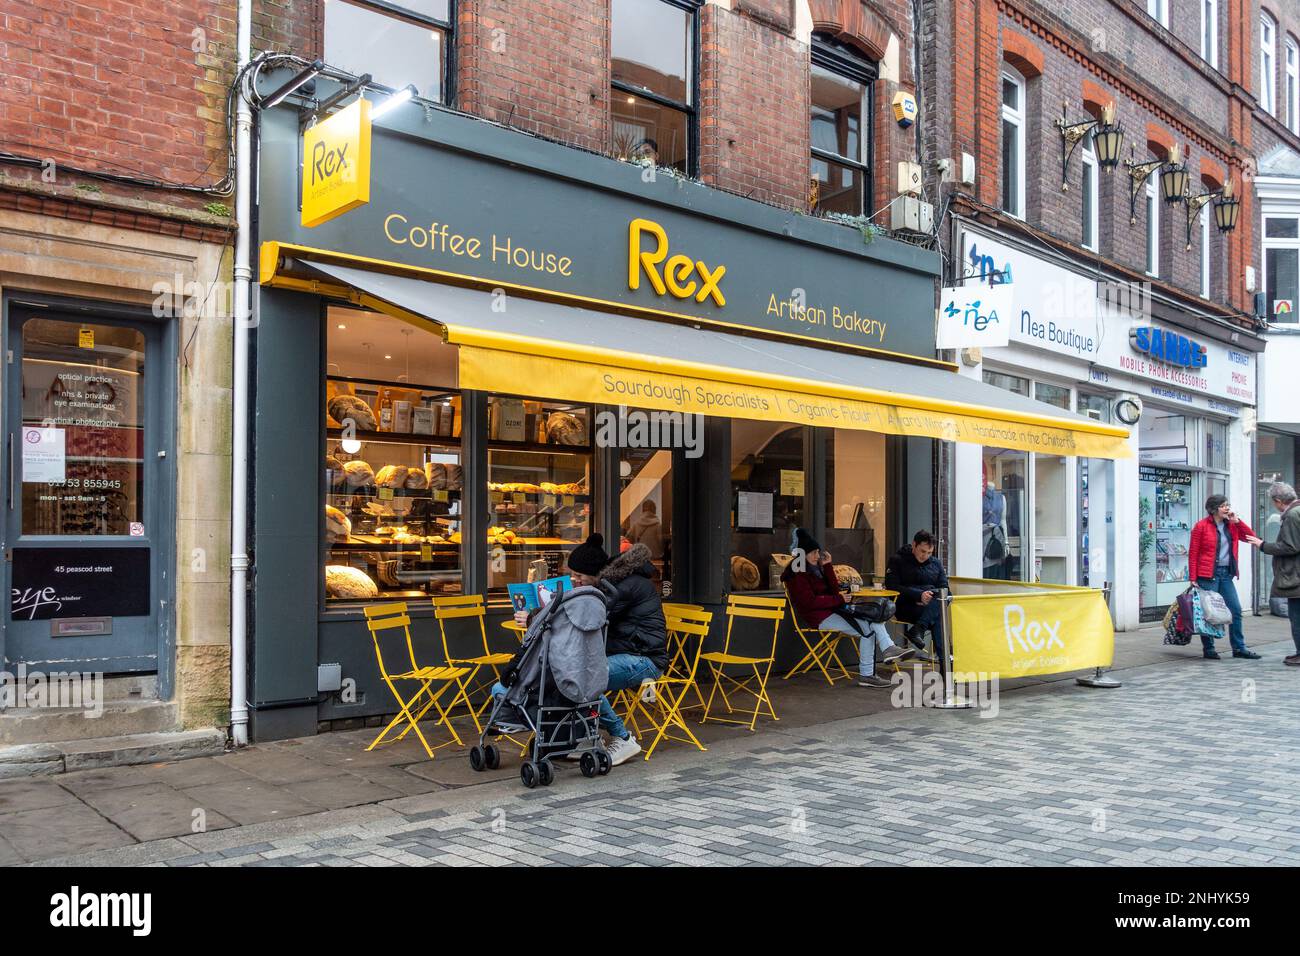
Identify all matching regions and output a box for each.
[488,439,592,454]
[326,427,460,446]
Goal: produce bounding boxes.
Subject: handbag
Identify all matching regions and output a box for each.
[1197,586,1233,627]
[1162,602,1191,645]
[984,525,1006,561]
[845,598,896,624]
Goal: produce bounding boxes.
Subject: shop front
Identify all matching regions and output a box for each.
[243,75,1129,741]
[952,223,1262,629]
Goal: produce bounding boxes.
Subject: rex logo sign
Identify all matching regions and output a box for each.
[628,218,726,307]
[301,98,372,228]
[1003,604,1065,655]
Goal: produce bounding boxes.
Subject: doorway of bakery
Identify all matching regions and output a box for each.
[619,443,675,598]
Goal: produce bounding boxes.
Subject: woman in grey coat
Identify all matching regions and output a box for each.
[1250,482,1300,665]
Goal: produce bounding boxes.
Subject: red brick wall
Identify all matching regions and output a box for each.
[698,2,808,208]
[455,0,609,154]
[0,0,229,206]
[931,0,1258,319]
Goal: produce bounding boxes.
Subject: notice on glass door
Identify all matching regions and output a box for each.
[736,491,773,531]
[22,427,66,484]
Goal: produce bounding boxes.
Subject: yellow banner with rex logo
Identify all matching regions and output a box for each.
[948,581,1114,677]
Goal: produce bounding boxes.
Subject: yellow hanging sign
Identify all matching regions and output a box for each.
[301,98,372,228]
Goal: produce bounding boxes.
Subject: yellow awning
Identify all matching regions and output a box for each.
[263,247,1132,458]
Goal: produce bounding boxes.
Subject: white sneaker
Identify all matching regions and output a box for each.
[604,734,642,766]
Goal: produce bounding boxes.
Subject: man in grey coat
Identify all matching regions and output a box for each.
[1250,482,1300,666]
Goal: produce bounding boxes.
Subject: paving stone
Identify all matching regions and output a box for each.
[178,778,326,826]
[78,783,237,842]
[0,803,134,859]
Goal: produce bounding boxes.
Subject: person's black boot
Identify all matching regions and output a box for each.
[1232,649,1261,660]
[1204,649,1221,660]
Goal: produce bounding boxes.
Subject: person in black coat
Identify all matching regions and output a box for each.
[884,530,949,661]
[563,535,667,766]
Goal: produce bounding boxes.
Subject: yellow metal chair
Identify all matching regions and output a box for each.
[781,588,854,685]
[662,602,706,681]
[626,607,713,759]
[610,603,709,736]
[432,594,516,720]
[363,602,475,759]
[700,594,784,731]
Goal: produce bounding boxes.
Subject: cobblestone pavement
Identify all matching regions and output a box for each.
[45,637,1300,867]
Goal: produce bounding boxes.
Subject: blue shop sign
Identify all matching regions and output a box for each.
[1129,326,1208,369]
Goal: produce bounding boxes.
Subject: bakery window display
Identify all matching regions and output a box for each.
[324,373,465,604]
[486,395,593,596]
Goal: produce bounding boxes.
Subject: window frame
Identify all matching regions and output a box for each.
[1200,204,1211,299]
[1001,67,1027,220]
[609,0,701,177]
[809,35,878,218]
[1201,0,1218,68]
[1262,13,1277,115]
[1287,36,1299,135]
[1147,0,1169,28]
[323,0,456,105]
[1262,213,1300,324]
[1145,171,1160,278]
[1081,138,1098,252]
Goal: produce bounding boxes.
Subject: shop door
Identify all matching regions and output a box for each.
[3,310,166,673]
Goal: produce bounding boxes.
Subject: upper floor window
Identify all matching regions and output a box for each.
[1287,38,1299,134]
[1147,0,1169,28]
[1264,215,1300,323]
[1201,0,1218,68]
[611,0,697,175]
[1200,205,1211,298]
[1081,139,1098,252]
[810,37,876,217]
[1001,69,1026,219]
[1145,171,1160,278]
[1262,14,1278,115]
[323,0,451,103]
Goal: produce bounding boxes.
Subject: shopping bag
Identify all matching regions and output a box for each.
[1162,602,1191,646]
[1186,587,1225,639]
[1197,587,1233,627]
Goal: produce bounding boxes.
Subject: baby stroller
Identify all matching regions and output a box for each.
[469,584,612,788]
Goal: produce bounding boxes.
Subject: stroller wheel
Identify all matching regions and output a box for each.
[579,752,598,778]
[596,751,612,776]
[483,744,501,770]
[469,745,486,772]
[520,762,539,789]
[538,759,555,787]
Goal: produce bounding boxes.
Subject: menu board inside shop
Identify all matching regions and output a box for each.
[19,321,145,537]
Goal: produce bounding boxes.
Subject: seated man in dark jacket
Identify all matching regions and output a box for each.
[885,530,949,661]
[589,535,668,766]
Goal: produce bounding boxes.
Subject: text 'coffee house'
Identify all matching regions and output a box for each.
[243,71,1127,740]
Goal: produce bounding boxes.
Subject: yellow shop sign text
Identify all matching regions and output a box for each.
[301,99,372,228]
[382,214,574,276]
[628,218,726,306]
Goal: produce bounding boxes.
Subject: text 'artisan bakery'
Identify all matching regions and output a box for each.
[766,293,888,342]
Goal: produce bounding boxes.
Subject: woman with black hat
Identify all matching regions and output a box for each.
[513,532,664,765]
[781,527,913,687]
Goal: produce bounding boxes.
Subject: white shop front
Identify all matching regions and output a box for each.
[951,223,1261,629]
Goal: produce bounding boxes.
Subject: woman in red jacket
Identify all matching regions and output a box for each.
[780,528,913,687]
[1188,495,1260,660]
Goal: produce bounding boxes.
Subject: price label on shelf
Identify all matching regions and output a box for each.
[542,494,557,507]
[511,492,527,504]
[433,489,449,503]
[378,487,394,501]
[489,491,504,504]
[562,495,575,507]
[420,544,433,562]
